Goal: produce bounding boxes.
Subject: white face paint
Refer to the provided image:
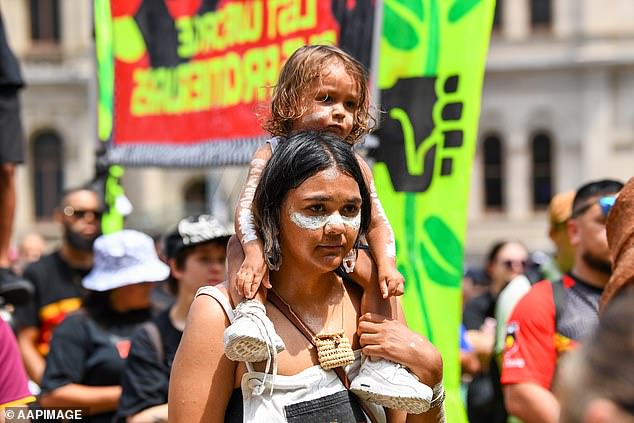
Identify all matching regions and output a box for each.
[238,158,266,243]
[301,110,330,126]
[370,182,396,258]
[239,208,257,243]
[321,167,340,180]
[290,211,361,231]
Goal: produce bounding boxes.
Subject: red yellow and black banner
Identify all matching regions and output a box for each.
[96,0,376,167]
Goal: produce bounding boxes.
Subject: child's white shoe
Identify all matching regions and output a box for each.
[350,357,433,414]
[223,299,285,362]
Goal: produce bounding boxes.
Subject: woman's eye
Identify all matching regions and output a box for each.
[308,204,325,213]
[319,95,332,103]
[342,205,359,215]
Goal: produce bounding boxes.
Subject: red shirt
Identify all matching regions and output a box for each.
[501,275,590,389]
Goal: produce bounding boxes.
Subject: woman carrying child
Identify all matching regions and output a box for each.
[170,132,444,422]
[223,44,433,413]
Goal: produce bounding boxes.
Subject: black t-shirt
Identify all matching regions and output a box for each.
[116,309,181,420]
[0,12,24,88]
[13,251,90,355]
[463,290,495,330]
[40,308,153,423]
[463,291,506,423]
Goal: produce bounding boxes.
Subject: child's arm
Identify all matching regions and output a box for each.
[356,153,404,299]
[232,144,273,300]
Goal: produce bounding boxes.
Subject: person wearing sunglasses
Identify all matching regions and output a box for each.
[501,179,623,423]
[13,186,102,386]
[462,240,529,423]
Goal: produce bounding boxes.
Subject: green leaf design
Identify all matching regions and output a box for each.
[421,240,460,287]
[383,0,423,51]
[424,216,463,272]
[395,0,425,19]
[448,0,482,22]
[420,216,462,288]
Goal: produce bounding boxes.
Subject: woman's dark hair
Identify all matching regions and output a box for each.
[485,240,527,266]
[253,131,371,270]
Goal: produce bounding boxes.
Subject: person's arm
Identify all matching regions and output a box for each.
[503,383,559,423]
[356,154,404,298]
[16,326,45,384]
[127,403,168,423]
[13,266,45,384]
[500,281,559,421]
[169,293,237,422]
[357,303,444,423]
[39,384,121,414]
[232,144,273,299]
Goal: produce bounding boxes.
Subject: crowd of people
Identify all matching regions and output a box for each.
[460,178,634,423]
[1,36,633,423]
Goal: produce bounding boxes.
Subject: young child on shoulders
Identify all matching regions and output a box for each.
[224,44,433,414]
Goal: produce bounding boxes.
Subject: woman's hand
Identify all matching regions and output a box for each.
[357,313,443,387]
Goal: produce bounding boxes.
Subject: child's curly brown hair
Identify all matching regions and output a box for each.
[262,45,376,144]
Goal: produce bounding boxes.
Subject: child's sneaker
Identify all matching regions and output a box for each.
[224,299,285,362]
[350,357,433,414]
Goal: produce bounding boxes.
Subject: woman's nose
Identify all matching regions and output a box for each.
[324,213,345,233]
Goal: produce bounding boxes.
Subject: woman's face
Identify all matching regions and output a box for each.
[278,166,362,272]
[111,282,154,311]
[488,242,529,288]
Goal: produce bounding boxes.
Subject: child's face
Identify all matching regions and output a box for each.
[292,60,359,141]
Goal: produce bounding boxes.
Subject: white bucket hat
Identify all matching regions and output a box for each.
[83,230,170,292]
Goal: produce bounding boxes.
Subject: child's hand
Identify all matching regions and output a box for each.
[237,253,271,299]
[378,267,405,299]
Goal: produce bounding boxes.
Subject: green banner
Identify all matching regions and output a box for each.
[373,0,495,420]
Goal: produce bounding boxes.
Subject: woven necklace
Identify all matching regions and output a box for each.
[270,286,355,370]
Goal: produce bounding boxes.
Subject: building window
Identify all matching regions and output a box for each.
[492,0,502,31]
[32,131,64,219]
[483,134,504,210]
[30,0,61,43]
[184,179,208,216]
[531,132,552,209]
[530,0,551,29]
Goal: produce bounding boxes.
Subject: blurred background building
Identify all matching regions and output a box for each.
[3,0,634,263]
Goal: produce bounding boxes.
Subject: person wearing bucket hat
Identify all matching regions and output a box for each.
[38,230,169,423]
[116,215,231,423]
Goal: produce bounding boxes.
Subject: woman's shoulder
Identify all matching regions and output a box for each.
[191,283,234,325]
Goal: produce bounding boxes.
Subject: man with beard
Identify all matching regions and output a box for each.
[14,187,101,385]
[500,179,624,423]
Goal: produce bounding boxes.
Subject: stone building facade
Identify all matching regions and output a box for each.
[3,0,633,264]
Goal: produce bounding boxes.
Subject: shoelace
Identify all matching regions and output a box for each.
[237,301,279,396]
